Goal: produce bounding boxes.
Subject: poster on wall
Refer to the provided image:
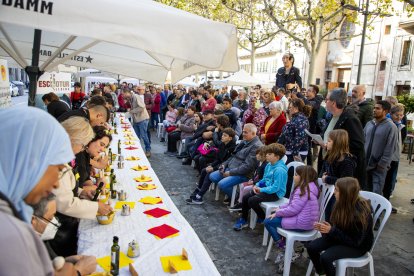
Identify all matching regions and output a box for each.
[0,59,11,108]
[35,72,72,108]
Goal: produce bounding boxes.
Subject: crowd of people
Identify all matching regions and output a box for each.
[0,52,409,276]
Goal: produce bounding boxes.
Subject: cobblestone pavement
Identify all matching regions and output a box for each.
[148,132,414,276]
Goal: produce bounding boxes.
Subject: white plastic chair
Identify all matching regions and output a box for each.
[157,123,164,138]
[213,182,240,208]
[250,161,305,246]
[177,139,185,155]
[305,191,392,276]
[266,179,334,276]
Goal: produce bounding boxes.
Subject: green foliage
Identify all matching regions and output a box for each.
[397,94,414,114]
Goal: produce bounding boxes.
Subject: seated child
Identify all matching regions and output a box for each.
[264,165,320,271]
[186,128,237,205]
[233,143,288,231]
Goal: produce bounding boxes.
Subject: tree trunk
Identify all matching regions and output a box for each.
[306,49,317,87]
[250,44,256,76]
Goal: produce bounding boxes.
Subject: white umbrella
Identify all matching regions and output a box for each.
[76,69,118,79]
[0,0,239,105]
[176,76,198,87]
[211,70,264,87]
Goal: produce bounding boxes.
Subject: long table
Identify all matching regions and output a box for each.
[78,114,220,275]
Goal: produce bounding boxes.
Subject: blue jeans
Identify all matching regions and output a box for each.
[150,112,160,130]
[209,170,248,198]
[264,217,306,242]
[133,119,151,152]
[264,217,283,241]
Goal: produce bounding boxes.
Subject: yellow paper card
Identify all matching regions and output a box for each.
[97,252,133,272]
[134,176,152,182]
[126,156,141,161]
[114,201,136,209]
[155,233,179,240]
[131,166,149,171]
[124,141,136,145]
[138,196,162,205]
[137,184,156,190]
[160,255,192,273]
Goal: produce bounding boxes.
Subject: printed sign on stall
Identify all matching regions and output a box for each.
[35,72,72,108]
[0,59,11,108]
[37,72,71,94]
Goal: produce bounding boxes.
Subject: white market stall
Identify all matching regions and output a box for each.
[0,0,239,106]
[211,70,264,87]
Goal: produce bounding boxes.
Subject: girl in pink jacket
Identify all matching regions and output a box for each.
[264,165,320,247]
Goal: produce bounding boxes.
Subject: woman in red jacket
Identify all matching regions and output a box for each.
[150,87,162,131]
[260,101,286,145]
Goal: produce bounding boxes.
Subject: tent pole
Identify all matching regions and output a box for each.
[26,29,42,106]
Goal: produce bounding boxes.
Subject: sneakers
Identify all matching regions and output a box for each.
[185,197,204,205]
[228,202,242,212]
[274,251,284,264]
[145,151,151,158]
[160,138,166,143]
[275,251,301,273]
[233,218,248,231]
[276,238,285,249]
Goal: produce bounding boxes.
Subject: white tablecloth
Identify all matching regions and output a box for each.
[78,114,220,276]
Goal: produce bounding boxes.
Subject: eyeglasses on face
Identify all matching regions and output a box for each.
[58,167,71,180]
[34,216,61,228]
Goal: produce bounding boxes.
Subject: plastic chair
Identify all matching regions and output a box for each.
[157,123,164,138]
[305,191,392,276]
[213,182,240,208]
[267,179,334,276]
[250,161,304,246]
[177,139,185,155]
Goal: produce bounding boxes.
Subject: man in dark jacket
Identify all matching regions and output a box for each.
[209,123,263,199]
[350,85,375,128]
[298,85,324,164]
[317,88,366,190]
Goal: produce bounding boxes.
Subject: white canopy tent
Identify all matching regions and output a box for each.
[211,70,264,87]
[176,76,198,87]
[76,69,119,79]
[0,0,239,105]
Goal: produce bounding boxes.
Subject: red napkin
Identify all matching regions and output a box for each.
[148,224,179,239]
[143,208,171,218]
[125,146,139,150]
[122,126,131,129]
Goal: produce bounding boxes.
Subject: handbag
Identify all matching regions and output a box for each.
[166,126,177,133]
[197,142,218,156]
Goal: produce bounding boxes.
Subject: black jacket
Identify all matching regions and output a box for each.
[275,66,302,89]
[47,101,70,119]
[210,139,236,170]
[318,107,366,189]
[192,119,216,141]
[327,201,374,252]
[320,154,356,185]
[57,107,89,123]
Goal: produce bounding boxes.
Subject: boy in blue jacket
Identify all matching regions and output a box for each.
[234,143,288,231]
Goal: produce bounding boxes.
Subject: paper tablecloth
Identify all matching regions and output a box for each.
[77,114,220,276]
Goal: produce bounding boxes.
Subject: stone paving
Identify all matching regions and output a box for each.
[148,132,414,276]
